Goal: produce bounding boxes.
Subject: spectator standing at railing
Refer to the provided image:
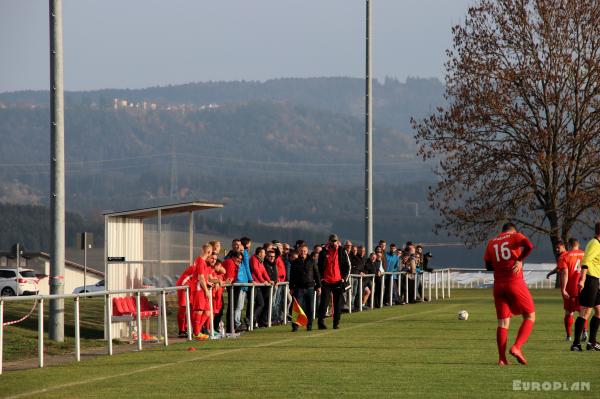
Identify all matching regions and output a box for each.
[209,240,222,260]
[404,245,418,304]
[261,250,279,327]
[385,244,400,305]
[233,238,253,331]
[223,251,243,333]
[363,251,379,308]
[317,234,350,329]
[349,245,364,311]
[272,243,288,324]
[342,240,354,311]
[374,246,385,308]
[290,244,321,331]
[249,247,270,328]
[206,255,226,336]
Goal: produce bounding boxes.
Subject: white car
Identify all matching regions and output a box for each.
[72,279,105,294]
[0,268,39,296]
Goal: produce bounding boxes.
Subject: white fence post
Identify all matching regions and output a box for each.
[268,284,273,328]
[38,298,44,368]
[249,285,255,331]
[136,292,142,351]
[442,270,446,299]
[435,271,439,300]
[369,274,375,310]
[208,287,214,338]
[283,283,289,325]
[379,274,385,307]
[359,276,363,312]
[313,290,317,320]
[447,270,451,298]
[106,294,113,355]
[388,274,393,306]
[161,290,168,346]
[185,287,192,341]
[74,297,81,361]
[348,276,353,314]
[428,272,431,301]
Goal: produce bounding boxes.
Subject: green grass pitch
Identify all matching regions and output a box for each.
[0,289,597,398]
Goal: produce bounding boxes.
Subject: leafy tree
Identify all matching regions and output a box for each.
[413,0,600,248]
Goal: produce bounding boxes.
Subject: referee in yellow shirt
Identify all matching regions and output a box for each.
[571,222,600,351]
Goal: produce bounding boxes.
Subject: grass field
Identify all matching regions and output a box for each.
[0,289,597,398]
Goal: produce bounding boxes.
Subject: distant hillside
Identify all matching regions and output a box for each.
[0,77,444,247]
[0,77,444,132]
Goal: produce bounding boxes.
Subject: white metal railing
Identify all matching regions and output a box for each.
[346,269,451,313]
[0,285,190,374]
[445,268,557,289]
[1,270,461,375]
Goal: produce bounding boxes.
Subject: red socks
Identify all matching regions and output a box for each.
[564,314,573,337]
[177,307,187,332]
[496,327,508,362]
[514,319,534,349]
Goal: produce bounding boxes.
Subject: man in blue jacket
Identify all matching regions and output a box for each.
[227,237,253,331]
[385,243,400,305]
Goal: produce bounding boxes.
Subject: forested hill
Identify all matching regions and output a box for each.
[0,76,444,132]
[0,77,447,251]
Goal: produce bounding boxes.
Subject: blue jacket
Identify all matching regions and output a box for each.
[385,252,399,279]
[236,248,253,290]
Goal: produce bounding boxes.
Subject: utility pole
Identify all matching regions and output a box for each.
[365,0,373,252]
[49,0,65,342]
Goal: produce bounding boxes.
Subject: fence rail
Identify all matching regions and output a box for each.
[0,269,459,374]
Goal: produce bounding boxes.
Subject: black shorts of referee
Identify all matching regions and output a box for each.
[579,275,600,308]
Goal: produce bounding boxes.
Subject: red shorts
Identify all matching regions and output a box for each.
[493,279,535,319]
[192,290,210,311]
[563,295,580,312]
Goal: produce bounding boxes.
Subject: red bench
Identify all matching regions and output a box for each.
[112,296,159,321]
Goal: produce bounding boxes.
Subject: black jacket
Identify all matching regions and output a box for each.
[264,260,278,283]
[317,244,351,282]
[364,259,379,275]
[350,254,365,274]
[289,256,321,289]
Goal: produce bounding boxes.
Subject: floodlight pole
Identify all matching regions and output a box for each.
[365,0,373,253]
[49,0,65,342]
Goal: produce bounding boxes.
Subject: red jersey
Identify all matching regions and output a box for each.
[192,256,209,291]
[249,255,271,283]
[484,231,533,283]
[176,264,196,306]
[276,257,287,282]
[557,249,584,296]
[222,258,238,283]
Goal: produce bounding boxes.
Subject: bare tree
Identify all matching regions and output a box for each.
[413,0,600,249]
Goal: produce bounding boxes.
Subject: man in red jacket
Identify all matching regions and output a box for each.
[317,234,350,330]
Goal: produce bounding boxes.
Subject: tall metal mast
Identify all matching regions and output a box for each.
[49,0,65,341]
[365,0,373,252]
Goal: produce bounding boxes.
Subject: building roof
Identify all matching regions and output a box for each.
[103,200,224,219]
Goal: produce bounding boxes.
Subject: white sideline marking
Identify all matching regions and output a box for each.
[7,305,453,399]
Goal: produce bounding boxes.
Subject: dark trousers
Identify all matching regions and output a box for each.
[293,287,315,328]
[246,287,266,326]
[226,286,239,333]
[375,276,384,308]
[318,282,344,326]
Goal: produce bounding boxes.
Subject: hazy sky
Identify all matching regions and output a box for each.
[0,0,473,93]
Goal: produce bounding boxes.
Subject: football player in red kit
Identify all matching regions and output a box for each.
[191,244,213,340]
[557,238,586,341]
[175,263,196,337]
[484,223,535,366]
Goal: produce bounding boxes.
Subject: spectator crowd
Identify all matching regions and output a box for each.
[175,235,434,340]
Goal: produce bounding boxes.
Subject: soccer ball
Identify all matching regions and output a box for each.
[458,310,469,320]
